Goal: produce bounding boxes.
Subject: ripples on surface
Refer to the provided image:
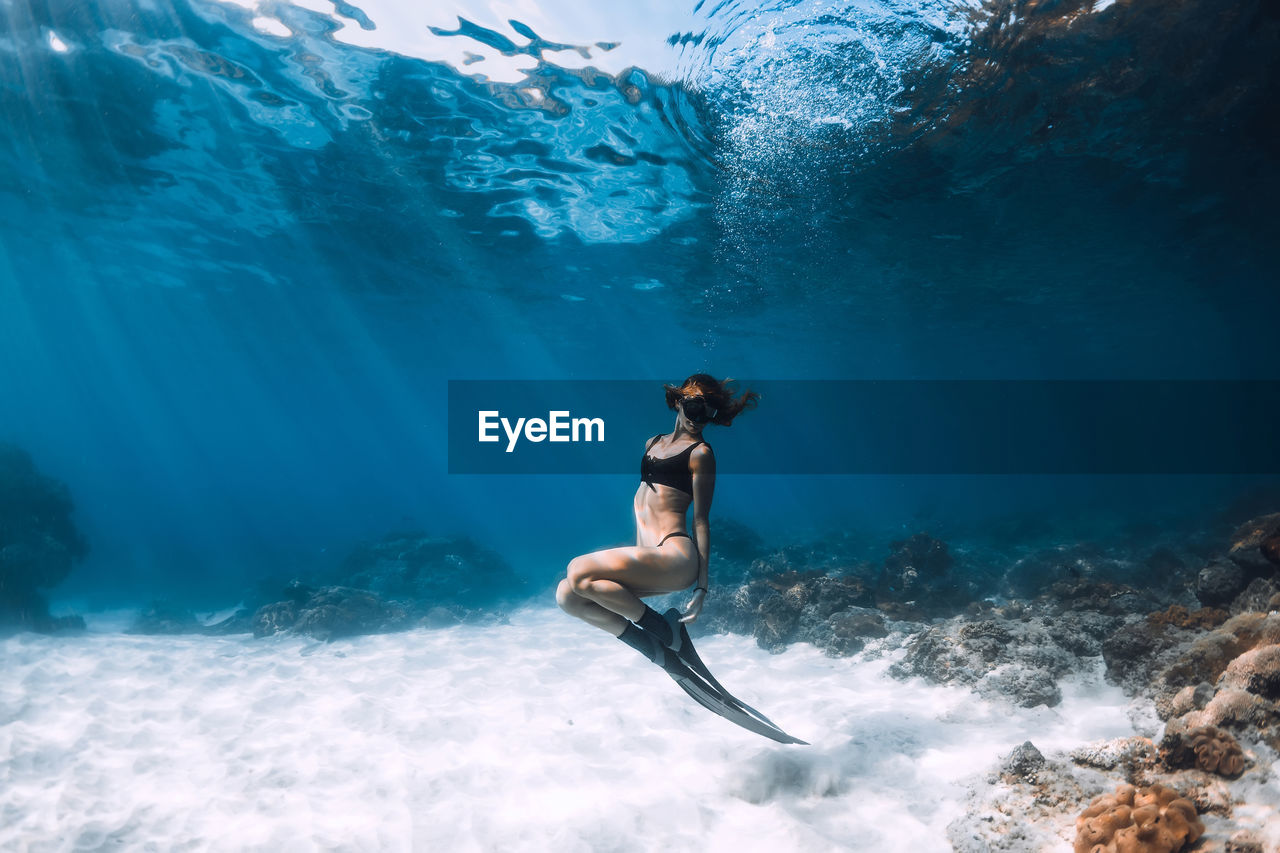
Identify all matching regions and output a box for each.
[7,0,1271,244]
[0,0,1275,366]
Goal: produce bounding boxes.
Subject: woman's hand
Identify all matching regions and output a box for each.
[678,587,706,623]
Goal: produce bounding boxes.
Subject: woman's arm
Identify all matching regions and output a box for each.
[681,445,716,622]
[692,514,710,590]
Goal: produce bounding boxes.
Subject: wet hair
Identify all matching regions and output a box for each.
[662,373,760,427]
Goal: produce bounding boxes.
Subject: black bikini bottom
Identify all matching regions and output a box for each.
[658,531,697,550]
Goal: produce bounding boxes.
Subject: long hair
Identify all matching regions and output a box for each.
[662,373,760,427]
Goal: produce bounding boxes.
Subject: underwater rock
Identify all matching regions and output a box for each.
[0,444,88,633]
[291,587,408,641]
[1227,512,1280,575]
[1101,607,1237,698]
[1147,605,1231,632]
[1003,542,1146,601]
[948,748,1112,853]
[1228,577,1280,616]
[698,561,886,655]
[1048,577,1164,618]
[875,532,969,617]
[1197,558,1248,607]
[889,614,1078,708]
[819,608,889,656]
[999,740,1046,783]
[336,533,526,610]
[1044,608,1123,657]
[253,585,408,641]
[253,600,298,637]
[1070,737,1161,785]
[978,663,1062,708]
[1073,783,1204,853]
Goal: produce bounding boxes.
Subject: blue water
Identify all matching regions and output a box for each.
[1,0,1277,607]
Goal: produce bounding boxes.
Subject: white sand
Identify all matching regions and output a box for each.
[0,607,1189,852]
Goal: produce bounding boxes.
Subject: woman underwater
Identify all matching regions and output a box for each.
[556,374,760,667]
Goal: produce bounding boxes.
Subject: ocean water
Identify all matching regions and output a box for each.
[2,0,1279,849]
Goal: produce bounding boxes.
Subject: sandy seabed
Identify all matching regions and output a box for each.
[0,606,1213,852]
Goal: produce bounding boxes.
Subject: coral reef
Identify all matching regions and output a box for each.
[1147,605,1230,631]
[0,443,87,632]
[1070,737,1160,785]
[699,564,885,655]
[1197,558,1248,608]
[874,532,969,617]
[1228,578,1280,616]
[1226,512,1280,575]
[1073,783,1204,853]
[890,614,1084,708]
[335,532,526,609]
[1135,612,1280,748]
[1186,726,1245,777]
[1004,542,1143,599]
[252,584,409,641]
[948,742,1115,852]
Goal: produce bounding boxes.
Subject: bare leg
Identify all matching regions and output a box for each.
[556,578,627,635]
[558,544,697,636]
[571,575,646,623]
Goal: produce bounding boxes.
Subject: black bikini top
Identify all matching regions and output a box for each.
[640,434,706,497]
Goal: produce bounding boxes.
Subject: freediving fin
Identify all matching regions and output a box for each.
[662,654,808,745]
[661,609,793,731]
[651,614,807,745]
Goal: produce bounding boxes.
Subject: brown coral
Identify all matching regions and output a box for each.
[1218,644,1280,701]
[1188,725,1245,777]
[1158,613,1280,693]
[1193,688,1276,732]
[1146,605,1230,631]
[1074,783,1204,853]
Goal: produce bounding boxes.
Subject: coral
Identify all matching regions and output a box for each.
[1230,578,1280,616]
[999,740,1046,783]
[875,532,968,616]
[336,532,526,610]
[1227,512,1280,574]
[698,559,886,656]
[1156,613,1280,697]
[1070,737,1159,785]
[0,443,87,632]
[252,585,408,641]
[1218,643,1280,701]
[1146,605,1229,631]
[890,614,1079,708]
[1193,688,1277,732]
[1074,783,1204,853]
[1188,726,1244,777]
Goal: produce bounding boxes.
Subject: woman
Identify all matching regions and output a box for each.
[556,373,760,664]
